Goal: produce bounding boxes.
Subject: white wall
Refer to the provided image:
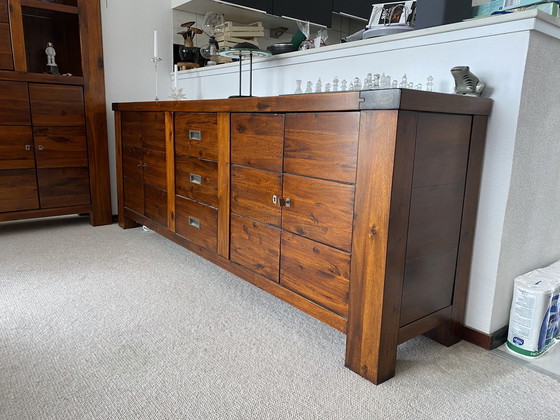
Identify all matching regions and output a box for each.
[100,0,174,214]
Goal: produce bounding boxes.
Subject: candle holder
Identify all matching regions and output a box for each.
[219,42,271,98]
[150,56,162,101]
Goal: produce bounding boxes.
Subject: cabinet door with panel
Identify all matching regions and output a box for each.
[121,111,167,227]
[230,112,358,317]
[0,0,12,70]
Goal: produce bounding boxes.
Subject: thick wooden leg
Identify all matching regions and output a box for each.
[425,320,463,347]
[345,110,417,384]
[118,214,139,229]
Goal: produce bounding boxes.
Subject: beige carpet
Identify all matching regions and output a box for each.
[1,216,558,420]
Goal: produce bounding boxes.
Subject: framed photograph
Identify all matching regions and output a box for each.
[367,1,416,28]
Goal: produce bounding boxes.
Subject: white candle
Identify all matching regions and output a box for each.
[153,29,158,58]
[174,64,178,89]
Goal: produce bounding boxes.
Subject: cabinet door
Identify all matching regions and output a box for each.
[37,167,90,208]
[231,113,284,172]
[230,214,281,281]
[144,184,167,227]
[0,22,13,70]
[123,176,144,215]
[230,0,273,13]
[0,126,39,212]
[0,126,35,170]
[284,112,359,183]
[141,112,166,152]
[122,145,143,182]
[332,0,374,20]
[175,113,218,160]
[282,174,355,251]
[175,155,218,207]
[0,0,8,22]
[231,165,282,227]
[176,196,217,252]
[0,169,39,212]
[29,84,85,126]
[121,112,144,147]
[280,232,351,317]
[33,127,88,168]
[0,81,31,125]
[143,149,167,191]
[272,0,333,27]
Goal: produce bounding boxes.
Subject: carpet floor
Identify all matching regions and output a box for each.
[1,216,558,420]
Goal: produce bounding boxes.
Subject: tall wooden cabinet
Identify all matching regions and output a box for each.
[113,90,492,384]
[0,0,111,225]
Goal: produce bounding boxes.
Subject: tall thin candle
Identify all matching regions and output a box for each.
[174,64,178,89]
[153,29,158,57]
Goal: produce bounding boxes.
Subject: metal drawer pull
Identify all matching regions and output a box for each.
[279,198,291,207]
[189,216,200,229]
[189,173,202,185]
[188,130,201,141]
[38,145,45,151]
[25,145,31,151]
[272,195,278,205]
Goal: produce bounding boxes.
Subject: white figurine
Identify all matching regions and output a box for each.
[46,42,56,66]
[333,76,339,92]
[324,83,331,92]
[305,81,313,93]
[341,79,347,91]
[315,78,322,93]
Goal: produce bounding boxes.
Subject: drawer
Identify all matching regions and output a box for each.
[175,196,217,252]
[121,111,166,151]
[0,169,39,212]
[37,167,91,208]
[282,174,355,252]
[0,22,13,70]
[230,214,280,282]
[0,81,30,125]
[231,165,282,227]
[29,84,85,126]
[231,113,284,171]
[284,112,359,183]
[280,232,350,317]
[0,126,34,170]
[34,127,88,169]
[175,113,218,160]
[175,155,218,207]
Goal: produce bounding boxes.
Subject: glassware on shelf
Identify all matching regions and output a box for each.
[200,12,224,66]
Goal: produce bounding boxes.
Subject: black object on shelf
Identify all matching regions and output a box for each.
[415,0,472,29]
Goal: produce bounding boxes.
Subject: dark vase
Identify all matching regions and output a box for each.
[178,45,199,63]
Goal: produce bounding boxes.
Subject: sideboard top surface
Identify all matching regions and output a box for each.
[112,89,492,116]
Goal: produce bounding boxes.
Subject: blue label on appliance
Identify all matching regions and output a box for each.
[513,337,524,346]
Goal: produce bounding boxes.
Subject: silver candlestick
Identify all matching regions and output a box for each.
[150,56,162,101]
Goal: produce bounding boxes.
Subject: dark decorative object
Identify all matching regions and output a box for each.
[451,66,486,97]
[178,21,203,69]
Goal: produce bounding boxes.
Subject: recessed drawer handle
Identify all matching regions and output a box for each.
[189,216,200,229]
[188,130,202,141]
[189,173,202,185]
[38,145,45,151]
[279,197,291,207]
[25,145,32,151]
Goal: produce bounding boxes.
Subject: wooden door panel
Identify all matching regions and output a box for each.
[0,22,13,70]
[400,248,459,326]
[282,174,355,251]
[0,81,31,125]
[143,149,166,191]
[280,232,350,317]
[231,113,284,171]
[175,155,218,207]
[412,113,472,188]
[33,126,88,168]
[141,112,166,152]
[121,112,144,147]
[230,165,282,227]
[230,214,281,281]
[175,113,218,160]
[0,126,35,169]
[284,112,359,183]
[0,0,8,22]
[175,196,218,252]
[0,169,39,212]
[123,176,144,215]
[37,167,91,208]
[122,145,143,181]
[29,84,85,126]
[144,184,167,227]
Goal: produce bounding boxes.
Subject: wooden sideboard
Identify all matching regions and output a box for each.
[113,89,492,384]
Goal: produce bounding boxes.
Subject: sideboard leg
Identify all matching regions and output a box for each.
[425,320,463,347]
